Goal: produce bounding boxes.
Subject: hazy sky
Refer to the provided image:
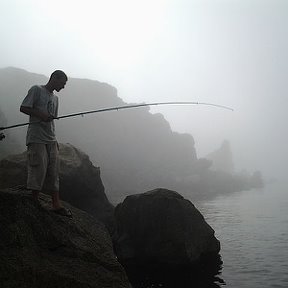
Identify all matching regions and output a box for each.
[1,0,287,179]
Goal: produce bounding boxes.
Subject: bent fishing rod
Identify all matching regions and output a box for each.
[0,101,233,136]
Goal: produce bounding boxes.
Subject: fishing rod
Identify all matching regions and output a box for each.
[0,101,233,137]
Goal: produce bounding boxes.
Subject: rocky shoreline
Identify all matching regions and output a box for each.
[0,143,224,287]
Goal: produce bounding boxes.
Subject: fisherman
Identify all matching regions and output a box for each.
[20,70,72,217]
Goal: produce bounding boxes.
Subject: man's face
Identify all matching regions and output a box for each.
[54,77,67,92]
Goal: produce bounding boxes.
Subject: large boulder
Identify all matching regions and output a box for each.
[114,188,220,266]
[0,143,114,229]
[0,188,131,288]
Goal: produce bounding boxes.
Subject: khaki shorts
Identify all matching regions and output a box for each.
[27,142,59,191]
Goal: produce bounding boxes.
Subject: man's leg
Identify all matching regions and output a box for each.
[44,143,72,217]
[44,142,61,209]
[27,143,48,202]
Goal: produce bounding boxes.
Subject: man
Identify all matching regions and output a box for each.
[20,70,71,217]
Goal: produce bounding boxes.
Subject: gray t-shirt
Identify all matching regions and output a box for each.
[21,85,59,145]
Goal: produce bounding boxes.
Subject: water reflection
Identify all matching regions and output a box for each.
[124,254,225,288]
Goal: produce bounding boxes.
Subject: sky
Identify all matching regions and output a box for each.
[1,0,287,179]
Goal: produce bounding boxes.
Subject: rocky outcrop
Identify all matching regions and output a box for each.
[205,140,234,173]
[114,188,220,266]
[0,143,114,229]
[0,188,131,288]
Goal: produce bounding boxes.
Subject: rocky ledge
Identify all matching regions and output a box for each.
[0,188,131,288]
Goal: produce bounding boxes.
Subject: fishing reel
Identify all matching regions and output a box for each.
[0,132,5,141]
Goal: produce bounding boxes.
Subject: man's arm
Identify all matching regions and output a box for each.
[20,106,53,122]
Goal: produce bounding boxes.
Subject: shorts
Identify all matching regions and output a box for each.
[27,142,59,191]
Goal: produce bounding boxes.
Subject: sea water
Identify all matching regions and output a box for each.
[196,181,288,288]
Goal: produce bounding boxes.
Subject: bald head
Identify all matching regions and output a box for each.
[50,70,68,81]
[46,70,68,92]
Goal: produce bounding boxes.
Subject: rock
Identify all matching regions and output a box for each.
[114,188,220,266]
[205,140,234,173]
[0,143,114,230]
[58,143,114,229]
[0,188,131,288]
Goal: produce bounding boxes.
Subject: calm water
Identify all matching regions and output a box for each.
[196,181,288,288]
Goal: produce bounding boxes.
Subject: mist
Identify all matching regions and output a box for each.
[1,0,288,181]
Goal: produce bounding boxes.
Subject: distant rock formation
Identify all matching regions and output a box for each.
[0,188,131,288]
[0,143,114,230]
[114,188,220,266]
[205,140,234,173]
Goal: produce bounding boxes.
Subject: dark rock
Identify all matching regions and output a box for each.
[0,188,131,288]
[114,188,220,266]
[0,143,114,231]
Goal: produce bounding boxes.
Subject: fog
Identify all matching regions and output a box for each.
[1,0,288,180]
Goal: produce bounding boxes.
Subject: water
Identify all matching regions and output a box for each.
[196,181,288,288]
